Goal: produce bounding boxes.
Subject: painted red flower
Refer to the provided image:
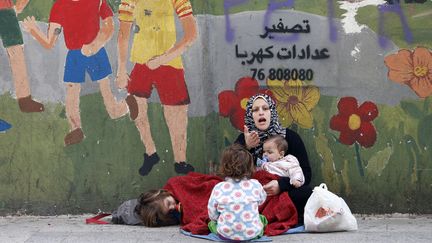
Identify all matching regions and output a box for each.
[218,77,271,130]
[330,97,378,148]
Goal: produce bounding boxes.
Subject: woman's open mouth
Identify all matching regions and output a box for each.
[258,118,267,123]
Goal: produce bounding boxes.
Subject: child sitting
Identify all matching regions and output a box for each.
[258,135,305,188]
[207,144,267,241]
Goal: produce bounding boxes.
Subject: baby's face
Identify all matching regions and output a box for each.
[263,141,283,162]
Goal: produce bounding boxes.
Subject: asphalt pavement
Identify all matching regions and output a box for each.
[1,214,431,243]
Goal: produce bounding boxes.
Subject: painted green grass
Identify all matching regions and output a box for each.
[1,90,432,214]
[303,94,432,213]
[355,2,432,48]
[4,0,432,214]
[0,92,231,214]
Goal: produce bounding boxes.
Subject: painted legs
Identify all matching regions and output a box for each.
[99,78,128,119]
[64,83,83,146]
[164,104,194,174]
[163,104,188,163]
[135,97,157,154]
[6,45,44,112]
[135,96,193,175]
[64,77,137,146]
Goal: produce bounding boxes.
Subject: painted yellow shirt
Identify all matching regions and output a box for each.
[119,0,193,68]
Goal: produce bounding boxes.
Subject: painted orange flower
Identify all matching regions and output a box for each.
[384,47,432,98]
[267,79,320,128]
[218,77,271,130]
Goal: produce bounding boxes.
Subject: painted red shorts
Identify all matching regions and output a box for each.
[127,63,190,105]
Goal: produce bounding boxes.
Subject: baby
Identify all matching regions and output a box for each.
[258,135,305,188]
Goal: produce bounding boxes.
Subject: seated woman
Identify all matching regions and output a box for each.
[131,94,303,234]
[235,93,313,225]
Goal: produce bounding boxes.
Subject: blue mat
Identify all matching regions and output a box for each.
[180,225,305,242]
[282,225,305,234]
[0,119,12,132]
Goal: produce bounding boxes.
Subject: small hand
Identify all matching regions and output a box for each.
[115,72,129,89]
[292,181,301,188]
[263,180,281,196]
[22,16,37,33]
[244,125,260,149]
[81,44,95,57]
[147,55,163,70]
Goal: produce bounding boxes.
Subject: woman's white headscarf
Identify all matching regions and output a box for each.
[244,94,286,157]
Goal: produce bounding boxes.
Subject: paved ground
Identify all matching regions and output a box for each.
[1,214,432,242]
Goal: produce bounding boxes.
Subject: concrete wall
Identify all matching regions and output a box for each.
[0,0,431,215]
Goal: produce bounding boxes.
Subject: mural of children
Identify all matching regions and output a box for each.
[0,0,44,112]
[22,0,138,146]
[117,0,198,174]
[259,135,305,188]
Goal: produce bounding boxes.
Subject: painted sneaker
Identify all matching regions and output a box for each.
[64,128,84,146]
[18,95,44,113]
[126,95,138,120]
[174,161,195,174]
[139,152,160,176]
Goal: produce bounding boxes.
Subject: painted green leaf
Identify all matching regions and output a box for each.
[400,101,424,119]
[365,146,393,177]
[315,134,340,188]
[418,114,432,148]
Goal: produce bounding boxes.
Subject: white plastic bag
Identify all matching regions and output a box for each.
[304,183,358,232]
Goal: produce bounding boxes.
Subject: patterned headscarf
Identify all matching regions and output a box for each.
[244,94,286,157]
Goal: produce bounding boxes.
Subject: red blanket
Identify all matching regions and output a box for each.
[163,172,298,236]
[253,170,298,235]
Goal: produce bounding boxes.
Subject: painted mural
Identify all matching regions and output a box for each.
[0,0,431,215]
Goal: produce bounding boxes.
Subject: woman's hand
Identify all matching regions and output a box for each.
[263,180,281,196]
[244,125,260,149]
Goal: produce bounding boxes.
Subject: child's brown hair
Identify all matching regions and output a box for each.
[136,189,179,227]
[218,144,255,180]
[265,135,288,154]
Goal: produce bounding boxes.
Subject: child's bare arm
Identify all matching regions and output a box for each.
[15,0,30,14]
[147,14,198,70]
[22,17,60,49]
[81,16,114,57]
